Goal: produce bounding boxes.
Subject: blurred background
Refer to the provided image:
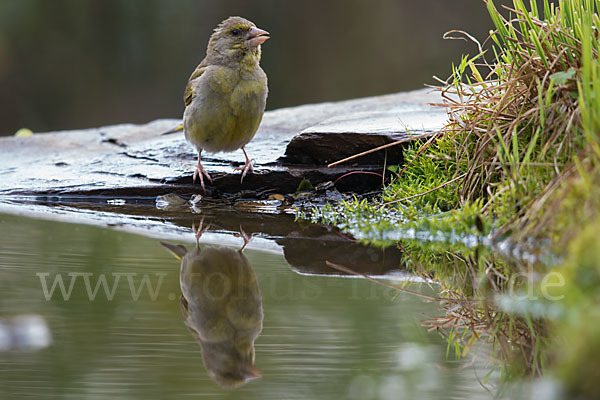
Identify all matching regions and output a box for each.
[0,0,525,135]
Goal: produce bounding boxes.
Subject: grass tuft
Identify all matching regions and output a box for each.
[437,0,599,241]
[305,1,600,394]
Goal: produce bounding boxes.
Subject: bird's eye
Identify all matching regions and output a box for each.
[231,29,240,36]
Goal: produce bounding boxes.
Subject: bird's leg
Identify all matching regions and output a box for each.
[192,218,212,247]
[233,225,253,252]
[193,151,212,192]
[234,147,254,183]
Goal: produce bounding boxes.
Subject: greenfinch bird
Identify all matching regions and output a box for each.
[183,16,270,192]
[161,223,263,388]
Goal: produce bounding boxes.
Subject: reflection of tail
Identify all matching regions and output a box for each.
[161,124,184,135]
[160,241,187,259]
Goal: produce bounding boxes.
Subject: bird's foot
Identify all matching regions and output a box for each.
[193,164,213,193]
[235,147,255,184]
[234,159,254,183]
[192,218,212,247]
[233,225,253,252]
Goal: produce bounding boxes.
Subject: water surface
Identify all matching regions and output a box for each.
[0,213,496,399]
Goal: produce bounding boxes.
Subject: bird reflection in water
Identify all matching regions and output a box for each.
[161,220,263,388]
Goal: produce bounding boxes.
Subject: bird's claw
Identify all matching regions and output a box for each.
[192,218,212,247]
[235,147,255,184]
[193,164,213,193]
[234,159,254,183]
[233,225,253,251]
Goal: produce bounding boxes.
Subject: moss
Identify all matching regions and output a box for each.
[544,219,600,397]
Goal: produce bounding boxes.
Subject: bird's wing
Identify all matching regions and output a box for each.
[184,59,208,107]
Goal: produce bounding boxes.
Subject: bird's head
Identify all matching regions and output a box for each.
[207,16,270,66]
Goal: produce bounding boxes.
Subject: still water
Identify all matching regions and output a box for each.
[0,212,495,399]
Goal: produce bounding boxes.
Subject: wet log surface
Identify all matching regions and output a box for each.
[0,89,446,199]
[0,89,446,277]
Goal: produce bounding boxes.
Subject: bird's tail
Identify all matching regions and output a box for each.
[161,124,184,135]
[160,241,187,260]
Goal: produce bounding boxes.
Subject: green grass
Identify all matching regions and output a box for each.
[442,0,600,240]
[304,0,600,396]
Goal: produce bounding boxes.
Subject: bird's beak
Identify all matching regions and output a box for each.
[247,27,270,47]
[244,363,262,381]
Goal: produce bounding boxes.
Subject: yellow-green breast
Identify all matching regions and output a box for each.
[183,63,267,153]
